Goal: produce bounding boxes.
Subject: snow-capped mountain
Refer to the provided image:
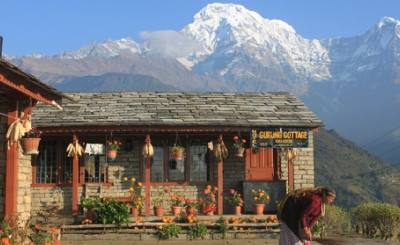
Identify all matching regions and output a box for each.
[181,3,331,83]
[8,3,400,164]
[323,16,400,81]
[57,38,141,59]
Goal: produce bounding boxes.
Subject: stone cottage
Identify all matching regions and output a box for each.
[30,92,322,217]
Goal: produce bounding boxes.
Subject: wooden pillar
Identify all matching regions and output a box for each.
[145,156,151,215]
[5,103,18,216]
[144,134,152,216]
[288,158,294,191]
[217,159,223,215]
[72,134,79,216]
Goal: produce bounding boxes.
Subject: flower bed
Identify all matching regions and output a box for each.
[61,215,280,240]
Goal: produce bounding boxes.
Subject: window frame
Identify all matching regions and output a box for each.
[146,139,213,185]
[32,138,110,188]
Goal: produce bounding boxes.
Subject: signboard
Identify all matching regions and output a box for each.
[251,128,309,148]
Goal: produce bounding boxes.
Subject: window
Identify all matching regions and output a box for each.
[147,142,210,183]
[84,155,106,183]
[168,147,185,181]
[151,146,164,182]
[190,145,208,182]
[61,142,73,184]
[84,143,106,183]
[36,141,57,184]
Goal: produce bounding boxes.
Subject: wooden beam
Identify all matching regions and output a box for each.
[4,102,18,216]
[0,74,55,106]
[72,134,79,216]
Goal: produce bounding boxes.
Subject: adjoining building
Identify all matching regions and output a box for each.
[30,92,322,217]
[0,58,65,221]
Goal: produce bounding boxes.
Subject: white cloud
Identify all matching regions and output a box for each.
[140,30,202,58]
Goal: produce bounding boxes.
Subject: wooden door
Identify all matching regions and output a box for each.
[245,148,274,181]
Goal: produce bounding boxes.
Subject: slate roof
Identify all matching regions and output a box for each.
[32,92,323,128]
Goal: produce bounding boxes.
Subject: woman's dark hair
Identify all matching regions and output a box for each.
[290,186,336,200]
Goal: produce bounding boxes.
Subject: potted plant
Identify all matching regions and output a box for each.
[171,143,185,161]
[81,197,101,221]
[232,136,246,157]
[124,177,143,217]
[106,139,122,161]
[20,127,42,155]
[184,198,199,215]
[202,185,217,215]
[169,192,184,216]
[153,187,167,217]
[226,188,244,215]
[251,189,270,215]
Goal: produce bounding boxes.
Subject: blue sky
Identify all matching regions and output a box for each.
[2,0,400,56]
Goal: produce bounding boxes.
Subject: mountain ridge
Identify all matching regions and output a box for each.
[8,3,400,164]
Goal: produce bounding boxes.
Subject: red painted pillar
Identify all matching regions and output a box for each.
[145,156,151,216]
[72,134,79,216]
[288,158,294,191]
[5,103,18,217]
[217,160,223,215]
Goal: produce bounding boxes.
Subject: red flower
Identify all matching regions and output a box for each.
[229,189,235,194]
[233,136,239,141]
[242,139,247,144]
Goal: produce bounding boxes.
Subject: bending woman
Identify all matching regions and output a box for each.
[278,187,336,245]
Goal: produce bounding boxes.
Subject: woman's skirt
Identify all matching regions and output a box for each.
[279,222,305,245]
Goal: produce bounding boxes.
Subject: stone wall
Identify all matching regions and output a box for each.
[31,187,72,215]
[29,133,316,215]
[0,95,8,217]
[280,131,315,191]
[16,152,32,222]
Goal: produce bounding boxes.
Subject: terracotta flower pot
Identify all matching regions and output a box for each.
[131,207,139,217]
[107,149,118,160]
[254,203,265,215]
[186,207,197,215]
[172,148,185,160]
[234,206,241,215]
[235,147,245,157]
[171,206,182,216]
[202,204,216,215]
[21,137,41,155]
[154,207,165,217]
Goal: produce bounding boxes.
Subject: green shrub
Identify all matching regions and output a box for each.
[158,223,182,240]
[188,223,208,240]
[80,197,129,225]
[215,217,229,239]
[318,205,351,238]
[351,202,400,240]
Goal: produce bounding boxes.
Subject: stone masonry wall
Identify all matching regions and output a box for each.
[17,152,32,222]
[0,96,8,218]
[280,131,315,191]
[29,133,315,215]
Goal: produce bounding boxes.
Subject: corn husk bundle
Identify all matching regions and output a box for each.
[66,142,84,157]
[142,135,154,157]
[5,119,26,149]
[142,142,154,157]
[214,136,228,161]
